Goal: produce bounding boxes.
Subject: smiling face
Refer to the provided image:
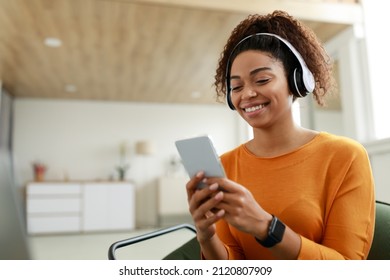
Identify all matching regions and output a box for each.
[230,50,294,130]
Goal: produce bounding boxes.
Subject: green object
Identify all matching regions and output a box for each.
[163,237,200,260]
[367,201,390,260]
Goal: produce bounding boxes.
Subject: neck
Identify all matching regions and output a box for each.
[248,123,317,157]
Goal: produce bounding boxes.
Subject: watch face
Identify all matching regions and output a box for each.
[270,217,286,242]
[255,216,286,247]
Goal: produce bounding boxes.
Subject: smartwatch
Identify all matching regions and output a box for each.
[255,215,286,248]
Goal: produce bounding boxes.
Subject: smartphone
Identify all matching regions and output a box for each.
[175,135,226,188]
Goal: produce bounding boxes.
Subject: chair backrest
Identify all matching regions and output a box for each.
[367,201,390,260]
[108,223,197,260]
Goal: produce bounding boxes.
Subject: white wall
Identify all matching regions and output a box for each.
[13,98,241,227]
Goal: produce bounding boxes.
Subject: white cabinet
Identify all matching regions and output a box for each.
[26,182,135,234]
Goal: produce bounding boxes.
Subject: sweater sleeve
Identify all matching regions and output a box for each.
[298,144,375,260]
[215,219,245,260]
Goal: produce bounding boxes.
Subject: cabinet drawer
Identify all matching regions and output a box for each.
[27,216,81,234]
[27,198,81,214]
[27,183,81,195]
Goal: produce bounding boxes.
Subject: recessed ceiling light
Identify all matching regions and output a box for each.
[64,84,77,93]
[44,37,62,47]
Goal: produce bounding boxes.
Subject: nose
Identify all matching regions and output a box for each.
[241,86,257,100]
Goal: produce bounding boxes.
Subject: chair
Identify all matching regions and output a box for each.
[108,223,200,260]
[108,201,390,260]
[367,200,390,260]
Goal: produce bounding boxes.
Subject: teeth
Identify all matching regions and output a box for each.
[244,104,265,112]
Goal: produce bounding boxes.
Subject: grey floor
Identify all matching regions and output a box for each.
[27,227,196,260]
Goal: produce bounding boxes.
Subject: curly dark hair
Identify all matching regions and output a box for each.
[214,10,335,106]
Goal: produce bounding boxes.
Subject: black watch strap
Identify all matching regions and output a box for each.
[255,215,286,248]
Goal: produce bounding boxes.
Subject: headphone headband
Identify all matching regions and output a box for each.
[225,33,315,110]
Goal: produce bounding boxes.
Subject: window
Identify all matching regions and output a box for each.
[362,0,390,139]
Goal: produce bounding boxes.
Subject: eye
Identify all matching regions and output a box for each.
[231,85,242,93]
[230,82,243,92]
[256,78,270,85]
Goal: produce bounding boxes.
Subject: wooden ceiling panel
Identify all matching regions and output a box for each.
[0,0,359,105]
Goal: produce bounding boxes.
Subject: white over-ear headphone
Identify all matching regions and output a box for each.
[225,33,315,110]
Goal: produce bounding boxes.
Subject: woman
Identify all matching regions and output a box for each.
[186,10,375,260]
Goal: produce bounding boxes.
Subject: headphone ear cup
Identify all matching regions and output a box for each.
[289,67,308,98]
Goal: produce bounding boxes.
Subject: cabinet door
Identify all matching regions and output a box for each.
[107,183,135,230]
[83,183,135,231]
[82,183,109,231]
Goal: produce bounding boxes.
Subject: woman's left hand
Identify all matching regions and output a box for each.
[205,177,272,240]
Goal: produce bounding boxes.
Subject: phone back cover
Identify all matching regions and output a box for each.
[175,135,225,178]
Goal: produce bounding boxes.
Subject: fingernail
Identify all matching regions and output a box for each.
[196,171,203,178]
[209,183,218,191]
[217,209,225,217]
[215,191,223,200]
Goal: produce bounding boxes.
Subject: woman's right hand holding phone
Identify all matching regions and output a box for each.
[186,171,228,259]
[186,171,225,243]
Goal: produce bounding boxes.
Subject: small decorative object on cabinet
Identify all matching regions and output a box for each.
[32,162,47,182]
[116,141,130,181]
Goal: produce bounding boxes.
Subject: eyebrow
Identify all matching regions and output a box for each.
[230,66,272,80]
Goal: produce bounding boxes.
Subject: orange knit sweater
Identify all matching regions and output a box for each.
[217,132,375,260]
